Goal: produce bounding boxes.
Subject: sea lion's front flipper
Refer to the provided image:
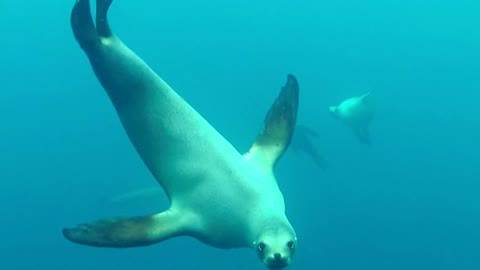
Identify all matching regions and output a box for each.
[290,125,328,170]
[296,124,320,138]
[298,140,329,170]
[353,126,371,146]
[63,210,184,247]
[245,74,299,173]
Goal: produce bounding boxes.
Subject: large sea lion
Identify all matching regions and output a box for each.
[63,1,300,269]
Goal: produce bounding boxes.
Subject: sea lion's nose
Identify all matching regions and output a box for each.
[267,254,288,269]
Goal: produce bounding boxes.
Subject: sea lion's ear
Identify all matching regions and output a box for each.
[244,74,299,173]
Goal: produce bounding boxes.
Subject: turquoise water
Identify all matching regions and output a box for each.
[1,0,479,269]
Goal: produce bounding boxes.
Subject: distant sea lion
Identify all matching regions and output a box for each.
[290,124,328,169]
[329,92,374,145]
[109,186,164,204]
[63,1,300,269]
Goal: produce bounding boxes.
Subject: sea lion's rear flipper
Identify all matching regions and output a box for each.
[71,0,113,53]
[71,0,98,52]
[63,210,183,247]
[360,92,371,102]
[244,74,299,173]
[95,0,113,37]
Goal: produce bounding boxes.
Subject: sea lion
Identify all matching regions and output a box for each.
[290,124,328,169]
[110,126,328,205]
[63,1,300,269]
[329,92,374,145]
[109,186,165,205]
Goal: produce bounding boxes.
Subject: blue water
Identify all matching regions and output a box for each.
[1,0,479,269]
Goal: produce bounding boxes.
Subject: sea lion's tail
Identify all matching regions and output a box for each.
[71,0,113,53]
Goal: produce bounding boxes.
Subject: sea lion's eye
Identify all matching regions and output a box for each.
[287,240,295,250]
[258,242,266,252]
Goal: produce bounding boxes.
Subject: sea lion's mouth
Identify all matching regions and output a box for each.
[265,258,289,269]
[266,263,288,269]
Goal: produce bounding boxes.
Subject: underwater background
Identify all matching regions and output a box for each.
[1,0,479,269]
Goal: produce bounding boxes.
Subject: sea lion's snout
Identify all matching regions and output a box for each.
[328,106,337,114]
[265,253,289,269]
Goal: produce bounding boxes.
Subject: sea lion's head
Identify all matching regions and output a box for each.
[328,105,339,118]
[255,227,297,269]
